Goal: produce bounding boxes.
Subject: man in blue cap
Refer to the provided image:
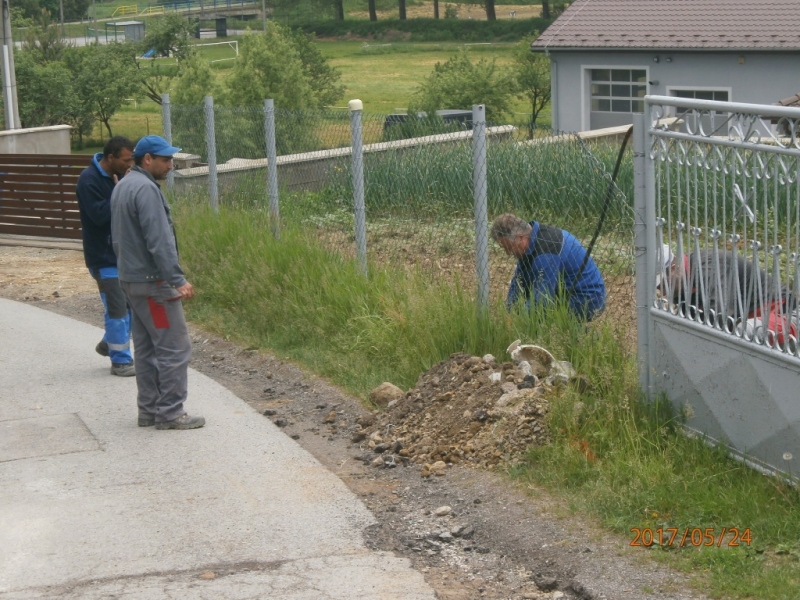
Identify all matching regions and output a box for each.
[76,136,136,377]
[110,135,205,430]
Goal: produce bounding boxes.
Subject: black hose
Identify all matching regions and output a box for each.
[568,125,634,293]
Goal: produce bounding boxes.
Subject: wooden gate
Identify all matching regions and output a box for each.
[0,154,91,240]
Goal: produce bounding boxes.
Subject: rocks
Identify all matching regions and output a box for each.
[434,505,452,516]
[369,382,405,408]
[357,345,589,476]
[356,413,376,428]
[421,461,448,477]
[322,410,337,424]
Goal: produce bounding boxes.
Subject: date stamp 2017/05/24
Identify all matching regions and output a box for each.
[630,527,752,548]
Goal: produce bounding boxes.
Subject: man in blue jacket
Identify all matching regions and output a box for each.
[491,213,606,321]
[76,136,136,376]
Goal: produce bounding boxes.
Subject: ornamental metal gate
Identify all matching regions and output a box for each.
[634,96,800,480]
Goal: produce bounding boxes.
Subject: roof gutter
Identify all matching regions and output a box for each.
[530,46,800,53]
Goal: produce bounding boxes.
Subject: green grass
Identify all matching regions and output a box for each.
[515,385,800,599]
[317,39,539,116]
[172,200,800,600]
[79,35,551,151]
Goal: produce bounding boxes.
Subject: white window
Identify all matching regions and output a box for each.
[673,89,729,102]
[590,69,647,113]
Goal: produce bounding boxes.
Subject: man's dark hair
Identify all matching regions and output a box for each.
[103,136,134,160]
[134,154,145,167]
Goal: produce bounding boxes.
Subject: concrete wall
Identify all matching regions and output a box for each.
[548,51,800,132]
[173,126,517,197]
[0,125,72,154]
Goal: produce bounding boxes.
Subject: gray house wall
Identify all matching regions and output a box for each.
[548,51,800,132]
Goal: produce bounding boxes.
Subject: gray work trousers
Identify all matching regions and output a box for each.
[121,281,192,423]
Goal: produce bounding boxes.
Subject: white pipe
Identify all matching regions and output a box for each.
[3,44,14,130]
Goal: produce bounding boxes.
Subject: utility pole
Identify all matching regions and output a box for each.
[59,0,65,37]
[93,0,99,42]
[1,0,20,130]
[261,0,266,31]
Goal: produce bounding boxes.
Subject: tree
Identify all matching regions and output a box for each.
[511,38,551,136]
[172,53,218,106]
[225,27,316,109]
[21,10,70,64]
[141,14,195,60]
[484,0,496,21]
[135,15,196,105]
[15,50,79,128]
[410,50,514,122]
[67,43,140,138]
[335,0,344,20]
[433,0,439,19]
[368,0,377,21]
[42,0,89,20]
[286,27,344,107]
[399,0,406,19]
[542,0,550,19]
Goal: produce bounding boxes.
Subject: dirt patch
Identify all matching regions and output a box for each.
[0,243,707,600]
[0,245,95,301]
[359,352,559,472]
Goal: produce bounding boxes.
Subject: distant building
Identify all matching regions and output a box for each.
[531,0,800,132]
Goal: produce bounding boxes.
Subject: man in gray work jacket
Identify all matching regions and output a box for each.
[110,135,204,430]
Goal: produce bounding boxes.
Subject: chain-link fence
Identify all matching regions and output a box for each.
[165,95,636,332]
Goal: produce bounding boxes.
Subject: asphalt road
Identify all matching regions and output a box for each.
[0,298,435,599]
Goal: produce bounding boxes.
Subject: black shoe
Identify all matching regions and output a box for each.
[138,414,155,427]
[155,414,206,430]
[111,362,136,377]
[96,340,109,357]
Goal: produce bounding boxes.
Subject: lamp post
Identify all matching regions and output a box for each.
[0,0,20,130]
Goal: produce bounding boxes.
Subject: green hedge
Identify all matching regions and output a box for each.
[296,17,554,42]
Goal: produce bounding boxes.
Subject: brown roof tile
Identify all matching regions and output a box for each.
[531,0,800,51]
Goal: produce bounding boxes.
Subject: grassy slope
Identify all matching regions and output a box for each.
[174,203,800,600]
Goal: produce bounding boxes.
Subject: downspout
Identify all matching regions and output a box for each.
[546,48,558,132]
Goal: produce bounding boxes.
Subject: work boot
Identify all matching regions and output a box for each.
[110,362,136,377]
[138,414,155,427]
[155,414,206,430]
[96,340,109,357]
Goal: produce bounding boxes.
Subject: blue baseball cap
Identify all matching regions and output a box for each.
[133,135,182,158]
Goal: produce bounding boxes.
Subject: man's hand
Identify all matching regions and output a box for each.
[176,282,194,301]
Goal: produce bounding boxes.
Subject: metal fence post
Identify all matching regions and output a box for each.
[472,104,490,314]
[264,98,280,238]
[161,93,174,192]
[348,98,367,277]
[633,110,654,398]
[204,95,218,212]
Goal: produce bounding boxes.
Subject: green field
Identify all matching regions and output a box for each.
[79,36,547,154]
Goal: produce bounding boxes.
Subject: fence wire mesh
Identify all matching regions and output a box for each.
[168,100,636,332]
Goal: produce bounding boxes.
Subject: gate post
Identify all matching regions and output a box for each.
[634,111,656,398]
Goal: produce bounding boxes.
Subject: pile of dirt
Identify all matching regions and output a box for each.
[356,346,586,472]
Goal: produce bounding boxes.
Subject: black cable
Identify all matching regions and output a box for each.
[568,124,633,294]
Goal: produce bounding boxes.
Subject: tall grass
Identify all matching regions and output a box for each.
[175,199,602,394]
[174,197,800,599]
